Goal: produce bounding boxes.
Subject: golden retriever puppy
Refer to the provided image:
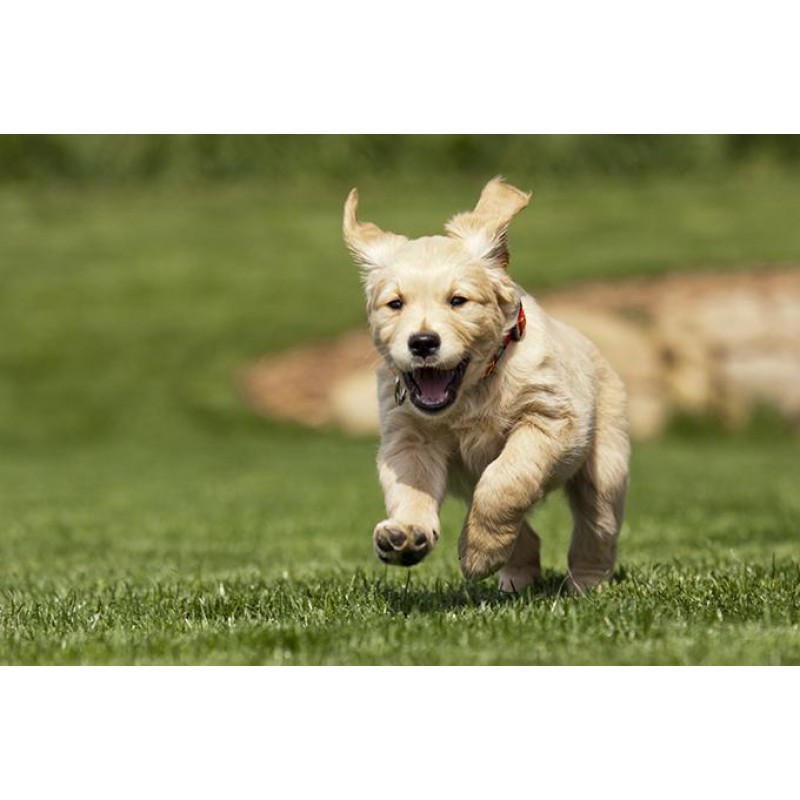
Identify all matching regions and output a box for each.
[343,178,630,592]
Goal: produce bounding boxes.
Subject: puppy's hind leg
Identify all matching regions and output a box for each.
[566,386,630,593]
[498,520,542,593]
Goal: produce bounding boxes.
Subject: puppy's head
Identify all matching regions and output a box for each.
[343,177,531,415]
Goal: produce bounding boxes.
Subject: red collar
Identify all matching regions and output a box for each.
[483,301,526,378]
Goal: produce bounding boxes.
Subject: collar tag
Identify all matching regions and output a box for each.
[394,376,407,406]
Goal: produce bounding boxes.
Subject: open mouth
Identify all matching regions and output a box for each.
[402,358,469,413]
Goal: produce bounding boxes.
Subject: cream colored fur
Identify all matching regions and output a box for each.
[343,178,630,592]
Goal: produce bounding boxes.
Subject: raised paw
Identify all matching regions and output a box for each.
[459,546,506,582]
[458,518,515,582]
[373,520,438,567]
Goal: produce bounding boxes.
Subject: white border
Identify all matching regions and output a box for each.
[3,2,799,131]
[1,668,796,798]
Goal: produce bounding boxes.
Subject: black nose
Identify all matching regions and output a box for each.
[408,332,441,358]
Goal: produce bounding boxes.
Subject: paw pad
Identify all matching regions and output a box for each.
[373,521,436,568]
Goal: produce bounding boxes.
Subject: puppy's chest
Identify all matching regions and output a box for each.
[451,419,508,477]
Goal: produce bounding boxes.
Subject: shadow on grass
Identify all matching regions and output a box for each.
[380,571,574,615]
[380,566,631,615]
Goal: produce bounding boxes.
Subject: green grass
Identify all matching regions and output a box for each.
[3,173,800,447]
[1,172,799,664]
[4,134,799,184]
[1,430,798,664]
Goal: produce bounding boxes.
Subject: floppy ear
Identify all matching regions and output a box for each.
[445,177,531,268]
[343,188,408,270]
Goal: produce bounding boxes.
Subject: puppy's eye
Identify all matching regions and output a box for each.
[450,295,469,307]
[387,299,404,311]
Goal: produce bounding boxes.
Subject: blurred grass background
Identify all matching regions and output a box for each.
[4,135,800,449]
[1,135,798,664]
[3,134,800,184]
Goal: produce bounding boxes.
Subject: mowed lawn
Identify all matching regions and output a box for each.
[1,174,799,664]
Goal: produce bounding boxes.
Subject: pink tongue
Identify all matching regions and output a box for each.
[414,369,452,404]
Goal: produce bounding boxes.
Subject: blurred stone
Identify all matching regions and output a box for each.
[651,270,800,427]
[240,268,800,440]
[330,369,381,434]
[240,330,377,429]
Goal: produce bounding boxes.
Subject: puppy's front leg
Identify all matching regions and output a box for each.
[374,430,449,567]
[459,423,559,581]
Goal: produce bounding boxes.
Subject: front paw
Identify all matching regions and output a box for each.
[458,518,515,581]
[459,546,504,581]
[373,520,438,567]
